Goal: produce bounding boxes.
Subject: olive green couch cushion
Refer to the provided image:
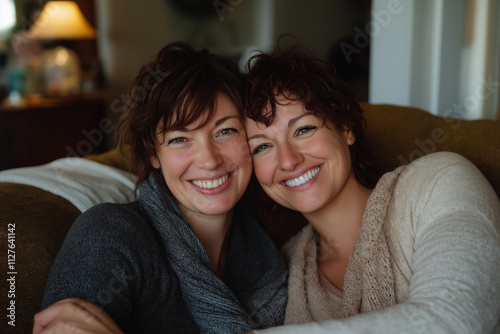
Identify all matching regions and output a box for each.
[363,103,500,197]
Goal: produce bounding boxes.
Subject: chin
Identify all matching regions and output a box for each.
[199,202,235,216]
[284,200,324,214]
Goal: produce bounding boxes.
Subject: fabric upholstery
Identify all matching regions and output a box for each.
[363,103,500,198]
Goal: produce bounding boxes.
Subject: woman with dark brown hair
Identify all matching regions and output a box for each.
[33,42,287,333]
[244,47,500,334]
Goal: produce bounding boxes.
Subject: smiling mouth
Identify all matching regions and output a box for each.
[284,167,320,187]
[191,174,230,189]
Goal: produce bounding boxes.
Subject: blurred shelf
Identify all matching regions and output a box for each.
[0,93,107,170]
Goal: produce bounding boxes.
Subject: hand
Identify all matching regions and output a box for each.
[33,298,123,334]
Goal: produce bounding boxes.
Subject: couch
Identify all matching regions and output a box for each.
[1,103,499,333]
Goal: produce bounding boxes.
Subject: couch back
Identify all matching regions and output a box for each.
[363,103,500,198]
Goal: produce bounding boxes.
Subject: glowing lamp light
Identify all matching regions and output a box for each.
[26,1,96,40]
[23,1,98,96]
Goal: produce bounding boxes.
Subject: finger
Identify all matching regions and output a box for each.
[34,299,85,333]
[33,298,122,334]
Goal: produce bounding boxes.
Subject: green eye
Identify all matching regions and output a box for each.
[168,137,187,144]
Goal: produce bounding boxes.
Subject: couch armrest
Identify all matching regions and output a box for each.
[0,183,80,333]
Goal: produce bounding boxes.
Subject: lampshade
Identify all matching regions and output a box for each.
[26,1,96,40]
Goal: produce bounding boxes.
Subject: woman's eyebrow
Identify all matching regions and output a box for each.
[247,134,266,141]
[215,115,239,126]
[288,113,309,127]
[247,113,310,141]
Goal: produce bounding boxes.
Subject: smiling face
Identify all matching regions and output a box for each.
[151,93,252,218]
[245,96,357,214]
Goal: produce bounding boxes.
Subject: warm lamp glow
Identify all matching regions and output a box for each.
[27,1,96,39]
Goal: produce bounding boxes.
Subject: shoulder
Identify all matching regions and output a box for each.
[80,201,143,221]
[404,151,479,176]
[52,202,169,287]
[76,202,147,232]
[396,152,497,200]
[66,201,159,253]
[390,152,500,233]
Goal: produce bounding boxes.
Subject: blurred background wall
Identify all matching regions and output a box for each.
[1,0,498,153]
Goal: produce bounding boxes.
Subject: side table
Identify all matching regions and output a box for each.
[0,94,108,170]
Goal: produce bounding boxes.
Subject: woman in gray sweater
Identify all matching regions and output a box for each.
[33,42,287,333]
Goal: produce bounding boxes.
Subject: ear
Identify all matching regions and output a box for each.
[343,128,355,146]
[150,155,161,169]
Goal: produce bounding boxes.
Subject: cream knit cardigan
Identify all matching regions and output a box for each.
[255,152,500,334]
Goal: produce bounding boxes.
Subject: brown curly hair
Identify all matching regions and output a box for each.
[114,41,246,188]
[244,46,379,189]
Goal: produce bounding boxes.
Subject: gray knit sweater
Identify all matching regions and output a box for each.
[42,173,288,333]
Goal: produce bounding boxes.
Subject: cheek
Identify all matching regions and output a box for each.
[308,134,350,161]
[159,154,190,184]
[252,157,275,186]
[226,139,252,168]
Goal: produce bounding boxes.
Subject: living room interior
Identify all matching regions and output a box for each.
[0,1,500,332]
[0,0,499,170]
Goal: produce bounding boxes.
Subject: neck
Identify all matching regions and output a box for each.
[184,210,233,279]
[304,174,372,261]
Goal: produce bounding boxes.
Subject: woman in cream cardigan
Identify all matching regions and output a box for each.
[34,46,500,333]
[244,47,500,333]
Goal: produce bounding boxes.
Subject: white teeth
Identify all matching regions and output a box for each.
[192,175,229,189]
[285,167,320,187]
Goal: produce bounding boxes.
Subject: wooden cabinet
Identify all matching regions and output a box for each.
[0,94,107,170]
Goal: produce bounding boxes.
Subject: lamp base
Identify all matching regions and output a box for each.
[42,46,81,96]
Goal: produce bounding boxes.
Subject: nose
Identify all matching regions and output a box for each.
[195,140,223,170]
[278,142,303,171]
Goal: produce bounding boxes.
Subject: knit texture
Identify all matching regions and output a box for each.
[138,173,288,332]
[284,167,403,323]
[43,172,288,333]
[257,152,500,334]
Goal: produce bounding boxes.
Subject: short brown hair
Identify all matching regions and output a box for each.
[245,46,379,188]
[115,42,245,187]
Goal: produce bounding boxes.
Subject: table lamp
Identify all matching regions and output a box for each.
[25,1,97,96]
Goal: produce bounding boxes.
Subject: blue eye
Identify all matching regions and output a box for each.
[252,144,270,155]
[297,126,317,136]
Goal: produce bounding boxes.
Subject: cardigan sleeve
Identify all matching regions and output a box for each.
[254,152,500,334]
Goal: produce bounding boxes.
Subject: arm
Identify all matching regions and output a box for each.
[41,203,162,331]
[256,152,500,334]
